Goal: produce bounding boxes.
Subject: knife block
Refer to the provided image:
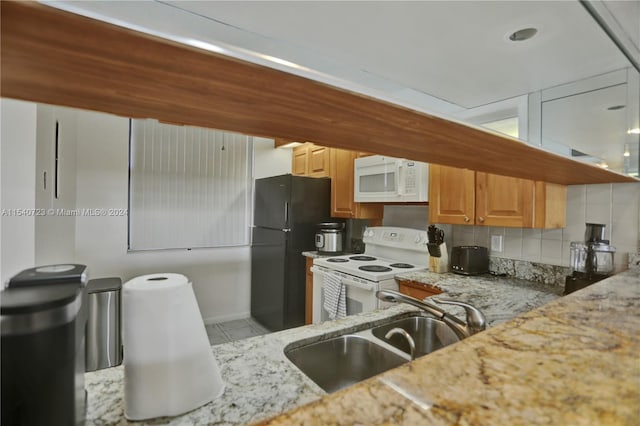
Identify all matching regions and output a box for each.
[429,243,449,273]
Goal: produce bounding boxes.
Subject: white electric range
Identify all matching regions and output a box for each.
[311,226,429,323]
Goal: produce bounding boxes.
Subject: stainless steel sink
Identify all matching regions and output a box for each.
[284,334,407,393]
[371,315,459,358]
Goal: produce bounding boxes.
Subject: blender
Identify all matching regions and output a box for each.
[564,223,616,295]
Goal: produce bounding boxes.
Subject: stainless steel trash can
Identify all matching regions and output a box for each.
[86,277,122,371]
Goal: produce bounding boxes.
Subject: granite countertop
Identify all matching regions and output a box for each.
[85,304,418,425]
[85,270,638,425]
[395,271,562,326]
[259,268,640,425]
[301,251,353,259]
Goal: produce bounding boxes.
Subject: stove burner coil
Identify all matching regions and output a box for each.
[349,255,377,261]
[389,263,414,269]
[358,265,392,273]
[326,258,349,263]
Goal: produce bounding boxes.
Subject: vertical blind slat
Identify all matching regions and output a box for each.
[129,119,251,250]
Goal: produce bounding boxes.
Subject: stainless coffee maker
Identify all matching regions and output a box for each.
[565,223,616,295]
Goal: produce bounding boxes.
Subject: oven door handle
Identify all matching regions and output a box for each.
[311,266,375,292]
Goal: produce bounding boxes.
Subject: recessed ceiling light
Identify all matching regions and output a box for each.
[607,105,625,111]
[508,28,538,42]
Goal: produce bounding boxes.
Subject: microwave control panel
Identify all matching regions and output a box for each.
[402,162,417,194]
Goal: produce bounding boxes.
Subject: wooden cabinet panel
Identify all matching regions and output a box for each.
[429,165,475,224]
[308,145,330,177]
[292,143,330,177]
[430,165,565,229]
[305,257,313,325]
[292,144,308,176]
[330,148,357,217]
[476,172,534,228]
[329,148,383,220]
[535,182,567,228]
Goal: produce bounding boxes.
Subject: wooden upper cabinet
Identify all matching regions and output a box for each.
[292,143,330,177]
[330,148,383,220]
[308,145,330,177]
[330,148,356,217]
[429,165,475,224]
[291,145,382,220]
[429,165,566,229]
[292,144,309,176]
[475,172,535,227]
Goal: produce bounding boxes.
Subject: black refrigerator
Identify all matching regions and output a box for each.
[251,174,331,331]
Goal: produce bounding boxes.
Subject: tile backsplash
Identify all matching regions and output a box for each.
[449,182,640,272]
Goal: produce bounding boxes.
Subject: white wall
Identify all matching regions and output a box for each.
[450,182,640,271]
[0,99,37,284]
[34,104,78,265]
[72,109,250,323]
[253,137,292,179]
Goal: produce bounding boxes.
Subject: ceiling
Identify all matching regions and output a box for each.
[48,0,635,111]
[158,0,632,109]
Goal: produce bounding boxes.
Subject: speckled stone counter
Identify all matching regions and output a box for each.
[259,268,640,426]
[85,270,637,425]
[85,304,418,425]
[395,271,562,326]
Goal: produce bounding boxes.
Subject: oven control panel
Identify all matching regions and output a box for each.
[363,226,429,251]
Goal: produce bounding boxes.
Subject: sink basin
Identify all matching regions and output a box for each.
[285,334,407,393]
[371,316,459,358]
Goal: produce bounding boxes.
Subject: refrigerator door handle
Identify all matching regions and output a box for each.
[284,201,289,226]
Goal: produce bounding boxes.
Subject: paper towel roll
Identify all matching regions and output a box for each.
[122,273,224,420]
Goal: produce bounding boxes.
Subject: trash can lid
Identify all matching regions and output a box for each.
[87,277,122,294]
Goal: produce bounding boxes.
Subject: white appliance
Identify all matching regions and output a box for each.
[312,226,429,324]
[354,155,429,202]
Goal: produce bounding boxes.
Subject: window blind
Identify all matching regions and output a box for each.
[128,119,252,250]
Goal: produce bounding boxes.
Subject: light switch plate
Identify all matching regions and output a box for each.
[491,235,503,252]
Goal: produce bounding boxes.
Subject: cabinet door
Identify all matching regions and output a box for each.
[305,257,313,325]
[330,148,356,218]
[428,164,475,225]
[292,144,308,176]
[308,145,330,177]
[476,172,534,227]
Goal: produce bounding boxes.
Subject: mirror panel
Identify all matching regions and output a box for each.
[541,73,638,176]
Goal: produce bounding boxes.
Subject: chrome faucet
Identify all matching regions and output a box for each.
[385,327,416,360]
[376,290,486,340]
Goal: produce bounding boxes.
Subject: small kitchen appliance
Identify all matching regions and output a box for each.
[315,222,345,254]
[354,155,429,202]
[564,223,616,295]
[1,264,88,425]
[311,226,429,323]
[450,246,489,275]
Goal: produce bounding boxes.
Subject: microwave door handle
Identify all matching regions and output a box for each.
[396,160,404,196]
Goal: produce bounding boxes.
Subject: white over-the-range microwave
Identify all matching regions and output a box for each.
[354,155,429,202]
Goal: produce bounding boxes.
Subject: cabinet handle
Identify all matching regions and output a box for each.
[478,217,485,223]
[464,216,470,223]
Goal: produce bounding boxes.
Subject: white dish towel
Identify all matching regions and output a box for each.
[323,273,347,320]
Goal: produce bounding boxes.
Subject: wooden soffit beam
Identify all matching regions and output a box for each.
[1,1,636,185]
